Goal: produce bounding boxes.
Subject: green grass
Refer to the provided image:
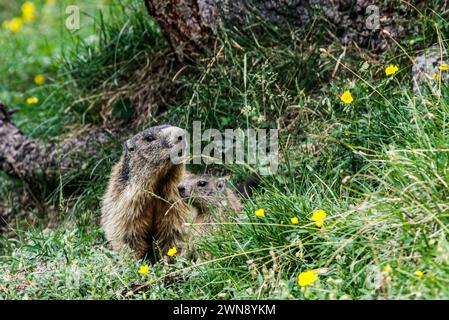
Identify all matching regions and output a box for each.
[0,0,117,136]
[1,0,449,299]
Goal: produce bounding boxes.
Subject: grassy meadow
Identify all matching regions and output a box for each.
[0,0,448,299]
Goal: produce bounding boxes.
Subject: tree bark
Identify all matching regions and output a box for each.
[0,102,113,187]
[144,0,428,54]
[144,0,222,58]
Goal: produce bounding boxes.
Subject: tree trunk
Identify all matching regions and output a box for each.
[144,0,222,58]
[0,102,113,187]
[144,0,428,54]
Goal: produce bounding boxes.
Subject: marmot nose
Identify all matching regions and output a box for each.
[178,186,186,195]
[164,126,187,146]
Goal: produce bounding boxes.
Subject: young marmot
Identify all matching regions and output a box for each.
[101,125,189,260]
[178,173,243,224]
[178,173,242,257]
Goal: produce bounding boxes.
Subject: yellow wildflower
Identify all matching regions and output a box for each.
[34,74,46,86]
[9,17,23,33]
[340,90,353,104]
[26,97,39,104]
[383,265,391,272]
[433,73,440,79]
[167,246,177,257]
[298,270,318,287]
[22,2,36,22]
[138,264,149,275]
[414,270,424,278]
[290,216,299,225]
[311,209,327,227]
[439,64,449,71]
[385,65,399,76]
[255,208,265,217]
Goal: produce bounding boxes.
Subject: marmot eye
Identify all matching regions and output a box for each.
[197,180,207,187]
[144,135,156,143]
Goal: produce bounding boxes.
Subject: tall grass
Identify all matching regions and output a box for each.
[1,0,448,300]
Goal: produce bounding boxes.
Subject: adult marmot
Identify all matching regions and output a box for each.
[101,125,189,260]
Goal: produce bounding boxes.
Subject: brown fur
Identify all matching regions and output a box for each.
[101,125,189,261]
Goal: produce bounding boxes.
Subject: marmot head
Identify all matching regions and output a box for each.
[119,125,187,187]
[178,174,228,211]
